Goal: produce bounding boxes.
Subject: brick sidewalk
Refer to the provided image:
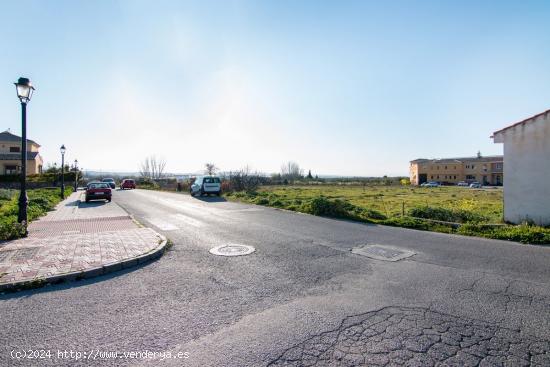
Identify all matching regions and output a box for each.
[0,192,167,291]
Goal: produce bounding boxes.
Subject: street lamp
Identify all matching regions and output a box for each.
[14,77,35,226]
[60,144,66,199]
[73,159,78,192]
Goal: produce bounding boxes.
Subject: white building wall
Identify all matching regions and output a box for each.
[494,113,550,225]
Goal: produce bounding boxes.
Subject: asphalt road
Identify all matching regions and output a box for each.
[1,189,549,366]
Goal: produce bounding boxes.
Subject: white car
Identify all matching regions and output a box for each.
[190,176,222,196]
[457,181,469,187]
[469,182,482,188]
[422,181,441,187]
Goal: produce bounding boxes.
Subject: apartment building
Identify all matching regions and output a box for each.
[0,130,43,175]
[409,154,503,186]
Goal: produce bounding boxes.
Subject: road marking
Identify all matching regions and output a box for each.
[145,218,179,231]
[170,214,204,227]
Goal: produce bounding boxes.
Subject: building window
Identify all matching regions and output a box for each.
[9,147,20,152]
[466,175,475,180]
[5,165,19,174]
[430,175,433,179]
[444,166,447,169]
[454,176,457,179]
[471,165,475,169]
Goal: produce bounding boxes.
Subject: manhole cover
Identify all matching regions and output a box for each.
[351,244,415,262]
[209,244,255,257]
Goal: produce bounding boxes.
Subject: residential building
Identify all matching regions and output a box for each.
[409,154,503,186]
[493,109,550,225]
[0,130,43,175]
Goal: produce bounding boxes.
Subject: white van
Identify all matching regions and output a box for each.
[190,176,222,196]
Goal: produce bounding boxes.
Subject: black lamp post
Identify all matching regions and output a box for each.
[14,77,35,225]
[60,145,66,198]
[73,159,78,192]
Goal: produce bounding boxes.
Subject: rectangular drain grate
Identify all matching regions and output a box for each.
[352,245,415,262]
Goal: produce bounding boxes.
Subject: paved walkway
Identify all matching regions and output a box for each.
[0,192,166,291]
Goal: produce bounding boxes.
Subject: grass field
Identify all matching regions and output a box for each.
[250,185,504,223]
[225,185,550,244]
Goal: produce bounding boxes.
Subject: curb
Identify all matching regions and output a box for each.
[0,232,168,293]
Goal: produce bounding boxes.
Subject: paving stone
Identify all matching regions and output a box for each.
[0,194,165,289]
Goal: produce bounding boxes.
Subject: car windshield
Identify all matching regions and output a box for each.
[89,183,109,189]
[125,180,134,183]
[204,177,220,183]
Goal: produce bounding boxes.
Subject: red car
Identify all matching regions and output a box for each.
[85,182,112,203]
[120,179,136,190]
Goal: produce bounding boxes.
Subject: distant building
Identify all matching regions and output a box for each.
[0,130,43,175]
[409,154,503,186]
[493,109,550,225]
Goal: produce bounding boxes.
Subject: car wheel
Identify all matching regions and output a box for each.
[216,191,221,196]
[85,199,90,203]
[200,189,205,196]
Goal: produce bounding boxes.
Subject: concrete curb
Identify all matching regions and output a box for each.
[0,232,168,293]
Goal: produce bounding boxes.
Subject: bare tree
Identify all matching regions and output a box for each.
[140,155,166,180]
[228,166,263,192]
[140,158,151,179]
[281,161,304,183]
[204,163,218,176]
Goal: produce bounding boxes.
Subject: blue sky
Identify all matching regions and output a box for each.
[1,0,549,176]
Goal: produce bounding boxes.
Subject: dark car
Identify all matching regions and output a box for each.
[120,179,136,190]
[85,182,112,203]
[102,178,116,189]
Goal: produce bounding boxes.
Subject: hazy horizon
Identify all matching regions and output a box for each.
[2,1,550,176]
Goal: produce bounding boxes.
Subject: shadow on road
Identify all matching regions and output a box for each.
[78,200,109,209]
[0,256,162,300]
[192,195,227,203]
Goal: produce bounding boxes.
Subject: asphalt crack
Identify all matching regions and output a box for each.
[267,306,550,366]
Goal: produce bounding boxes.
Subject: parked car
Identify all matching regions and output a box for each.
[421,181,440,187]
[102,178,116,189]
[190,176,221,196]
[85,182,112,203]
[457,181,469,187]
[120,179,136,190]
[469,182,482,188]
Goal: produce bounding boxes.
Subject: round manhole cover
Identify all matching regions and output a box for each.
[209,244,255,257]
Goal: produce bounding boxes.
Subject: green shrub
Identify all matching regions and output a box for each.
[409,206,487,223]
[0,217,27,241]
[302,196,349,218]
[255,197,269,205]
[360,208,387,220]
[0,187,72,241]
[0,189,15,201]
[458,223,550,244]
